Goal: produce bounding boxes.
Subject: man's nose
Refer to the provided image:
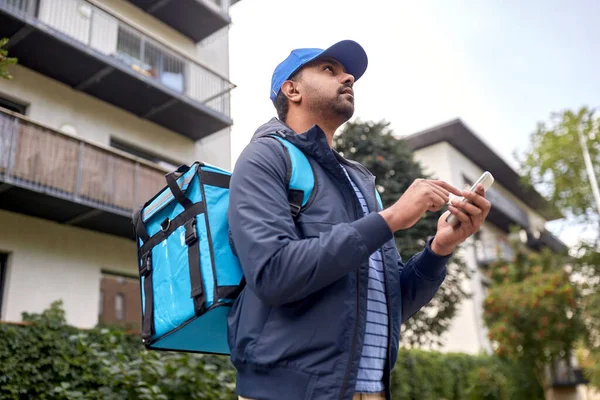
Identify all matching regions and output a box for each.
[341,72,355,86]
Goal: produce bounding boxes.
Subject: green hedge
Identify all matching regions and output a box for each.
[0,302,235,399]
[392,349,544,400]
[0,302,543,399]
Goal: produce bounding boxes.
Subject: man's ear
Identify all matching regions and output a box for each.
[281,80,301,104]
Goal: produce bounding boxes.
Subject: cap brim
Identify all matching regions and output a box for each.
[318,40,368,81]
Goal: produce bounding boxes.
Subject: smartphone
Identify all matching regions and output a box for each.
[445,171,494,227]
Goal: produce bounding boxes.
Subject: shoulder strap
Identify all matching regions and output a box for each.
[268,134,315,218]
[375,190,384,210]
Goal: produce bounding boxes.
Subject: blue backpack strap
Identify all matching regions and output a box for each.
[268,134,315,218]
[375,189,384,210]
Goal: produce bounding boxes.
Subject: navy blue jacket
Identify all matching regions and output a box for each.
[227,118,450,400]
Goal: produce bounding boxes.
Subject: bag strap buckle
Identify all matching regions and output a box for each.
[185,218,198,246]
[289,203,301,218]
[140,253,152,276]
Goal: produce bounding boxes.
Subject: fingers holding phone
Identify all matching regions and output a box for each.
[379,178,462,232]
[446,172,494,227]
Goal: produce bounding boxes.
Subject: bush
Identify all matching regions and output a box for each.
[0,301,236,399]
[391,348,544,400]
[0,302,544,399]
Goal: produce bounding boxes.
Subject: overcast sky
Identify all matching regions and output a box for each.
[227,0,600,246]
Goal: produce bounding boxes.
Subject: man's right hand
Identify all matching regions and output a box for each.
[379,179,462,233]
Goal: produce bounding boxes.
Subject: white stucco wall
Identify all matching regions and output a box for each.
[196,26,230,78]
[0,210,136,328]
[90,0,232,79]
[89,0,199,61]
[411,141,552,355]
[0,65,194,163]
[1,0,235,170]
[410,141,454,183]
[0,0,235,327]
[0,65,231,169]
[195,127,232,170]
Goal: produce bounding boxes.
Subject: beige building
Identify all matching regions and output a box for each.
[0,0,239,331]
[404,119,591,397]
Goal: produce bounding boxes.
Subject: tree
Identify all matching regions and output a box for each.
[333,120,471,348]
[517,106,600,387]
[0,38,17,80]
[518,106,599,227]
[482,235,584,389]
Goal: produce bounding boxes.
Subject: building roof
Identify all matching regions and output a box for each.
[402,118,563,221]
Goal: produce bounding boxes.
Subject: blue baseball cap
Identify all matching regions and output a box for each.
[270,40,368,102]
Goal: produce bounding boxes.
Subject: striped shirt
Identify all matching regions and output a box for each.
[341,166,387,394]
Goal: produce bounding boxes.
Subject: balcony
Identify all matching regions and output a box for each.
[548,357,589,388]
[0,0,234,141]
[0,107,168,240]
[474,235,515,267]
[125,0,232,43]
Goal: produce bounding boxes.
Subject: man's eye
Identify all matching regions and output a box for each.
[323,65,334,72]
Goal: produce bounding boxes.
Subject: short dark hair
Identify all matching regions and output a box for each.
[273,70,301,122]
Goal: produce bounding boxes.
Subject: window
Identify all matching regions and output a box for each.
[115,27,185,92]
[0,95,27,115]
[116,26,142,61]
[0,253,7,319]
[110,138,180,171]
[115,293,124,321]
[143,42,185,92]
[98,271,141,330]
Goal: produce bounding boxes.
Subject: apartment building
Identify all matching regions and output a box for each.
[403,119,565,355]
[0,0,240,331]
[403,119,592,396]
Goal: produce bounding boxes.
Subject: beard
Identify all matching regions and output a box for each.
[307,85,355,123]
[330,92,355,121]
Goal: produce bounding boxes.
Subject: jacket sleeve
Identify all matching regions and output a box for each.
[398,237,450,323]
[227,138,393,307]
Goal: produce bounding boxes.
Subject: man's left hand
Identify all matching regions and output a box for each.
[430,184,492,256]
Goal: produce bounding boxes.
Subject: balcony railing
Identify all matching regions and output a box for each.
[0,107,167,216]
[0,0,234,117]
[474,236,515,266]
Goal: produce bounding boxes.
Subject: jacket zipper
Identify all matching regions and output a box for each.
[380,232,393,398]
[336,160,362,400]
[369,177,394,400]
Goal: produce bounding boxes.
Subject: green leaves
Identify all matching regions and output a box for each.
[0,301,236,400]
[0,38,17,80]
[334,119,471,348]
[391,349,543,400]
[482,238,584,386]
[518,106,599,223]
[518,106,600,388]
[0,301,547,399]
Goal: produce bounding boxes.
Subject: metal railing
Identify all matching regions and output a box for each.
[474,237,515,265]
[0,108,168,215]
[0,0,234,117]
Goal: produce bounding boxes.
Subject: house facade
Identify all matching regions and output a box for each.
[403,119,593,398]
[0,0,239,330]
[403,119,565,355]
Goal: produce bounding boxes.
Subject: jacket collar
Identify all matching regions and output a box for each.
[252,118,380,213]
[252,118,328,157]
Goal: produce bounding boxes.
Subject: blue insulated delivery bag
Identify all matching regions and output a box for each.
[132,162,243,354]
[131,134,315,355]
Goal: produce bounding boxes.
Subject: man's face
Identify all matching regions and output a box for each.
[295,57,356,122]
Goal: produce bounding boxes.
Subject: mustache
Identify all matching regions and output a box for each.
[338,83,353,94]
